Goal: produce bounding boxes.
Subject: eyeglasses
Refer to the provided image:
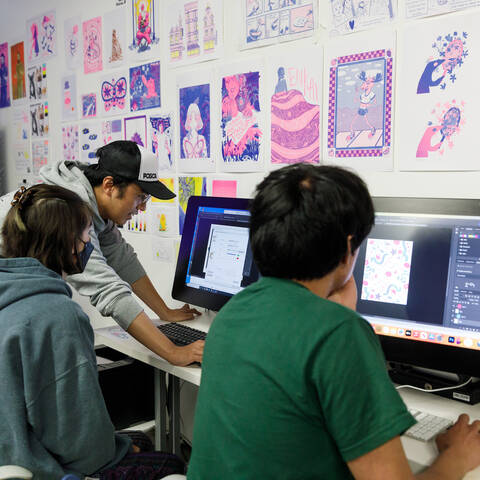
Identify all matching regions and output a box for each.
[139,194,151,204]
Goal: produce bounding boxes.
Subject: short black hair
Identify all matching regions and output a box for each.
[249,164,374,280]
[82,140,140,189]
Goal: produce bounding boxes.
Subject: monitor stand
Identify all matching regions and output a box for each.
[388,362,480,405]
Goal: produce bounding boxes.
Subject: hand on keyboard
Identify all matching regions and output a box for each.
[405,409,453,442]
[157,323,206,366]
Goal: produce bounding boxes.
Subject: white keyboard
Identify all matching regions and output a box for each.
[404,409,454,442]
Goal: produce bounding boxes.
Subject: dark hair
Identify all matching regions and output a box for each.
[82,140,140,194]
[1,184,93,275]
[249,164,374,280]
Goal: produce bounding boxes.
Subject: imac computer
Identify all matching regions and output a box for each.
[353,197,480,403]
[172,196,260,312]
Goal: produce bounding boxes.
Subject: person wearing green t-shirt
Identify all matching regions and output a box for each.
[188,164,480,480]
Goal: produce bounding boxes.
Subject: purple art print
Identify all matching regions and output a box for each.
[124,115,147,147]
[27,11,56,62]
[327,49,393,159]
[221,72,262,163]
[82,93,97,118]
[101,75,127,114]
[129,61,160,111]
[62,124,79,161]
[417,31,468,95]
[0,43,10,108]
[150,115,173,170]
[271,65,319,164]
[129,0,159,54]
[179,83,210,159]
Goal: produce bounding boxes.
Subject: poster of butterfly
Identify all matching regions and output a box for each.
[100,72,128,116]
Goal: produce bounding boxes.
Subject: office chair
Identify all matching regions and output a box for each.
[0,465,32,479]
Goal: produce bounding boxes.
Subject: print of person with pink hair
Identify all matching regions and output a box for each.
[221,73,262,161]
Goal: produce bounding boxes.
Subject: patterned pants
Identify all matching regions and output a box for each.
[94,431,186,479]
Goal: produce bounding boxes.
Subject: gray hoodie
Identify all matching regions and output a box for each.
[0,160,146,330]
[0,257,130,479]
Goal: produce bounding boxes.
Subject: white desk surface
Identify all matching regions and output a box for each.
[95,314,480,478]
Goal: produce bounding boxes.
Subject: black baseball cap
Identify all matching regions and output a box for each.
[97,141,175,200]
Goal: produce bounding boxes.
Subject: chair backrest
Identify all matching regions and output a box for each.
[0,465,33,480]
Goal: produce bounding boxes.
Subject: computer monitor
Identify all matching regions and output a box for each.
[172,196,260,311]
[353,197,480,385]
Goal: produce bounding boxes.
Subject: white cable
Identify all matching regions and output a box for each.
[395,376,473,393]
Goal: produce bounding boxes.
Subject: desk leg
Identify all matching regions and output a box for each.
[154,370,167,450]
[169,374,181,456]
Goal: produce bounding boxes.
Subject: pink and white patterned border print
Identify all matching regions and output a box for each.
[327,48,393,158]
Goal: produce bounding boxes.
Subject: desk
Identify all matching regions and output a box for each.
[96,315,480,478]
[95,312,213,455]
[399,388,480,479]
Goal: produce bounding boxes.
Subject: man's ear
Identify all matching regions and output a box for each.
[340,235,355,265]
[101,176,115,196]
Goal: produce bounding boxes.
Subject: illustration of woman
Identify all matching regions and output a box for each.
[153,126,172,169]
[417,38,464,94]
[416,106,461,157]
[222,74,262,160]
[183,101,207,158]
[347,70,383,141]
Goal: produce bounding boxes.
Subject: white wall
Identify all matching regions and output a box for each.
[2,0,480,442]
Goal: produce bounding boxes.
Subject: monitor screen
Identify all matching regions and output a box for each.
[353,197,480,378]
[172,196,260,311]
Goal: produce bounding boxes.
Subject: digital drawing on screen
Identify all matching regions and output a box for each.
[0,43,10,108]
[83,17,103,74]
[129,0,160,54]
[270,53,321,164]
[27,11,56,63]
[180,83,209,159]
[129,61,160,111]
[150,115,173,171]
[361,238,413,305]
[221,71,262,164]
[101,74,127,115]
[417,32,467,95]
[416,101,465,158]
[327,48,393,159]
[11,42,26,102]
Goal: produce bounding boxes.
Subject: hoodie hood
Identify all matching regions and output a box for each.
[39,160,106,233]
[0,257,72,312]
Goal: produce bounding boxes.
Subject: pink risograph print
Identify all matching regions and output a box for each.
[83,17,103,74]
[270,52,321,164]
[361,238,413,305]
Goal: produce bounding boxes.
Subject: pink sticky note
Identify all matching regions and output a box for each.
[212,180,237,198]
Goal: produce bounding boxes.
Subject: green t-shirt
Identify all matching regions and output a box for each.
[188,277,415,480]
